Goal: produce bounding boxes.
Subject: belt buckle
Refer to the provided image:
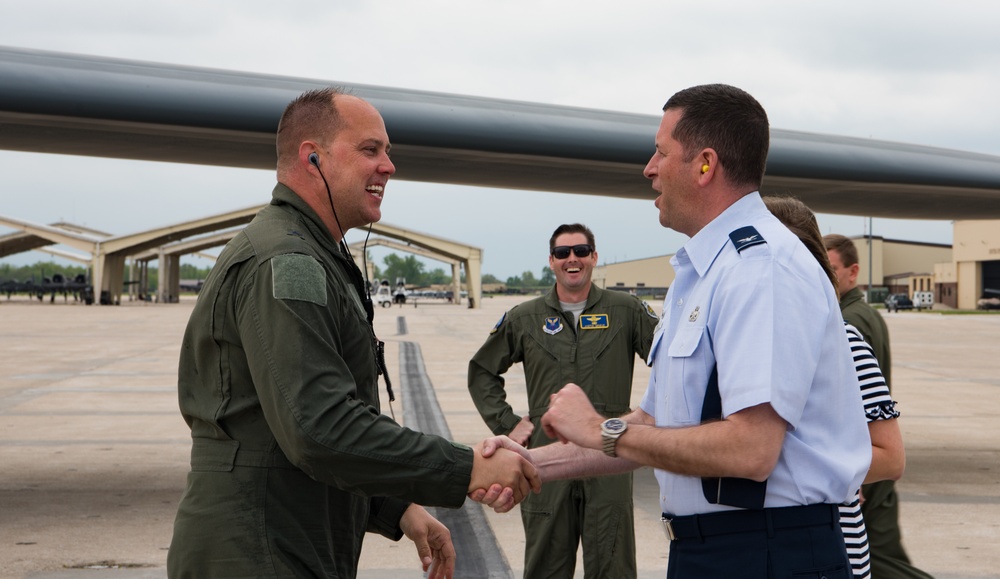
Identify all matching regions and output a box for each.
[660,516,677,541]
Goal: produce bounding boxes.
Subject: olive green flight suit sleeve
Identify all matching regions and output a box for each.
[632,296,658,362]
[468,310,525,436]
[235,254,473,508]
[367,497,410,540]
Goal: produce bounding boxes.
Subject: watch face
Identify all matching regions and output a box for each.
[603,418,626,434]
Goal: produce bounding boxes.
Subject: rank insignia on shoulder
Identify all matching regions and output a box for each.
[729,226,767,253]
[643,300,660,320]
[543,316,563,335]
[490,312,507,334]
[580,313,609,330]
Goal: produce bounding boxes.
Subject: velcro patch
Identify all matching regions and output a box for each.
[271,253,327,306]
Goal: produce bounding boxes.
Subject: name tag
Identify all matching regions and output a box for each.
[579,314,609,330]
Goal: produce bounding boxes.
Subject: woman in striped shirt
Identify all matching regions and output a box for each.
[765,196,905,578]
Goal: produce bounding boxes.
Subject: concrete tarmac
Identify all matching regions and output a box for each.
[1,295,997,578]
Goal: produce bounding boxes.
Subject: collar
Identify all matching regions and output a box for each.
[677,192,767,277]
[839,286,865,308]
[544,284,602,311]
[271,182,345,261]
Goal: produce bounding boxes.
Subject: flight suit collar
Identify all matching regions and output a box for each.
[839,286,865,311]
[543,283,603,312]
[271,182,347,263]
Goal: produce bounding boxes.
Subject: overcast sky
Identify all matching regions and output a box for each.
[2,1,997,280]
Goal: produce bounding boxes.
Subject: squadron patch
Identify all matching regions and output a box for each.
[643,300,660,320]
[543,316,563,335]
[688,306,700,322]
[579,314,609,330]
[490,311,507,334]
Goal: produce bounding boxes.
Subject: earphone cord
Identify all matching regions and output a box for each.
[316,170,353,263]
[317,168,395,417]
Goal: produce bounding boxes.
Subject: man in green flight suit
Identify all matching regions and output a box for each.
[468,223,659,578]
[167,88,539,579]
[825,234,932,579]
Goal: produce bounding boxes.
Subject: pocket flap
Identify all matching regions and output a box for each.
[667,325,704,358]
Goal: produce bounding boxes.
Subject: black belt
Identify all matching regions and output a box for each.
[661,503,839,542]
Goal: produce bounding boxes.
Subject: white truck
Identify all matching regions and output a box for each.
[912,291,934,311]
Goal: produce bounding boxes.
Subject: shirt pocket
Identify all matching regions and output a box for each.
[665,324,707,425]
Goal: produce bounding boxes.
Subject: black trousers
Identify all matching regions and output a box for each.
[664,505,851,579]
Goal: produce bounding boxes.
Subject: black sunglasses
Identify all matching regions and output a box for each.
[551,244,593,259]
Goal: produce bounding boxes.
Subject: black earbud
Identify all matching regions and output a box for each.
[309,152,319,167]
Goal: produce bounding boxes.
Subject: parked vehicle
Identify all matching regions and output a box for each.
[912,291,934,311]
[977,296,1000,310]
[884,293,914,312]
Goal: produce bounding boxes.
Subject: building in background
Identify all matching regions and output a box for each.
[593,220,1000,311]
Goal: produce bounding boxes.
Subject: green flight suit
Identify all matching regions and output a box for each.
[840,286,931,579]
[168,184,473,579]
[469,286,658,579]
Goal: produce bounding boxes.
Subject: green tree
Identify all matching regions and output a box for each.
[382,253,425,285]
[539,267,555,286]
[179,263,213,280]
[506,274,523,287]
[0,261,88,283]
[481,273,501,284]
[520,270,538,287]
[425,268,451,285]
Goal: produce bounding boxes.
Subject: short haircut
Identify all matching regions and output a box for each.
[664,84,769,190]
[275,87,348,168]
[549,223,596,252]
[824,233,859,267]
[764,196,838,295]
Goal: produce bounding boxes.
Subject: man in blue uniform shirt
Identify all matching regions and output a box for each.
[477,84,872,578]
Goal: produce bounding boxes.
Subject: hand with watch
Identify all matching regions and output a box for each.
[542,383,627,456]
[600,417,628,457]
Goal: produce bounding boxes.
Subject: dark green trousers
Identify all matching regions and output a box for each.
[520,474,636,579]
[861,480,933,579]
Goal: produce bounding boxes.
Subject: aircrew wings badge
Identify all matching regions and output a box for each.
[543,316,563,335]
[579,314,609,330]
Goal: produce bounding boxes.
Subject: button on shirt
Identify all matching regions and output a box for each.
[640,193,871,516]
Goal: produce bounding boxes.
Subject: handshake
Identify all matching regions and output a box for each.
[466,383,603,513]
[466,436,539,513]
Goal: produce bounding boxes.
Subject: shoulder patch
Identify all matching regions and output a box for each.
[490,311,507,334]
[729,226,767,253]
[642,299,660,320]
[271,253,327,306]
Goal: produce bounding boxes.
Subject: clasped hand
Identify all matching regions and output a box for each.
[541,383,604,449]
[467,437,540,513]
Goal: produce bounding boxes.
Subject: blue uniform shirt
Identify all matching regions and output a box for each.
[640,192,871,516]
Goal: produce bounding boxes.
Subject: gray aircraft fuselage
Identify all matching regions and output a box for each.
[2,45,1000,219]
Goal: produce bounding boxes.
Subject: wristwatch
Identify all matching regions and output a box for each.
[600,417,628,457]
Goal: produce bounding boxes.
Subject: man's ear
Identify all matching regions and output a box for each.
[848,263,860,282]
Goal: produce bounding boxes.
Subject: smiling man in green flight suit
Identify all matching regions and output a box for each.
[468,223,658,578]
[167,88,539,579]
